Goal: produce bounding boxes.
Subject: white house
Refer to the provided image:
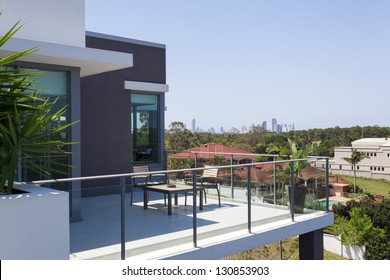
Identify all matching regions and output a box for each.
[331,138,390,180]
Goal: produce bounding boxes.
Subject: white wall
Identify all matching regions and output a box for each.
[0,0,85,46]
[324,234,365,260]
[0,184,70,260]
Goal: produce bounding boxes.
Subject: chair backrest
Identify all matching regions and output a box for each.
[132,165,150,178]
[202,166,218,178]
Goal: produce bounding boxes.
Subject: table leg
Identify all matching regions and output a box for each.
[168,193,172,215]
[174,193,179,205]
[143,188,148,210]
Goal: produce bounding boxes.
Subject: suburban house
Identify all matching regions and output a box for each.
[331,138,390,180]
[170,143,257,163]
[1,0,333,260]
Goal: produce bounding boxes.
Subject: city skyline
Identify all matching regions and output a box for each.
[183,117,295,134]
[85,1,390,130]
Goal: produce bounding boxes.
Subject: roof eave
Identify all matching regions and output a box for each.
[0,37,133,77]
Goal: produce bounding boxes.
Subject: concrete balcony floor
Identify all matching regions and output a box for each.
[70,188,333,260]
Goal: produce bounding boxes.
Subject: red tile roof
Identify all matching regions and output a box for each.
[232,164,325,183]
[299,166,324,180]
[329,176,350,187]
[170,143,255,161]
[170,144,326,183]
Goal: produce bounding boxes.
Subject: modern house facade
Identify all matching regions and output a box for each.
[1,1,333,260]
[0,0,168,221]
[81,32,168,196]
[331,138,390,180]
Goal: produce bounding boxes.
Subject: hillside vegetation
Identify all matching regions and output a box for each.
[166,122,390,157]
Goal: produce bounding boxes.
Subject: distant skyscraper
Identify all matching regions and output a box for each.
[276,124,283,133]
[261,121,267,130]
[272,118,277,132]
[191,118,196,132]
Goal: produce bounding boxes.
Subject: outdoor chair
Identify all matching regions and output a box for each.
[130,164,166,205]
[185,166,221,207]
[136,147,152,161]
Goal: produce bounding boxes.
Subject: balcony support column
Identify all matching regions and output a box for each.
[299,228,324,260]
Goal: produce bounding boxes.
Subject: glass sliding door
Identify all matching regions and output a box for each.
[131,93,159,163]
[20,69,70,191]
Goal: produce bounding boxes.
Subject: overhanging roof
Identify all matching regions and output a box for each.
[0,37,133,77]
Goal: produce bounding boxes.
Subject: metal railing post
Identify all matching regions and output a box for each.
[273,156,277,205]
[120,176,126,260]
[230,154,234,199]
[192,169,198,247]
[247,165,252,233]
[325,158,329,212]
[290,161,295,222]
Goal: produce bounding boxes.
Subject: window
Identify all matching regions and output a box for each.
[131,93,159,163]
[339,165,342,170]
[382,167,385,171]
[370,167,373,171]
[20,70,70,186]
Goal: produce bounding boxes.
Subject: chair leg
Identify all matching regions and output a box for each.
[130,186,134,206]
[216,187,221,206]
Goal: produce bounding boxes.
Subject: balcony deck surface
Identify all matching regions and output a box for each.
[70,188,332,260]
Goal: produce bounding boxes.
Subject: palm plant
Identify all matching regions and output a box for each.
[267,139,321,183]
[0,16,77,194]
[0,18,41,115]
[267,139,321,213]
[342,148,369,193]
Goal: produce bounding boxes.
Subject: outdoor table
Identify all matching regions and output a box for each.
[143,184,204,215]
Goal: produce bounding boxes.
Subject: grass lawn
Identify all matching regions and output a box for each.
[340,175,390,199]
[223,238,348,260]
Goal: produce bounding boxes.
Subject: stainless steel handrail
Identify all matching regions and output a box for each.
[31,157,323,185]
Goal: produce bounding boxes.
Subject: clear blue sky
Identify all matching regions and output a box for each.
[85,0,390,131]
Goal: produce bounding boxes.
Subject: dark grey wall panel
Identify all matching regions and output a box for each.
[80,34,166,195]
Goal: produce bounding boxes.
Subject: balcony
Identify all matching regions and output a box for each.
[36,157,334,260]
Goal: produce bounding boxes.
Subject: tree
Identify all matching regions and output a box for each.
[329,198,390,259]
[239,125,267,152]
[342,148,369,193]
[341,208,381,246]
[165,121,193,151]
[340,207,390,259]
[364,231,390,260]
